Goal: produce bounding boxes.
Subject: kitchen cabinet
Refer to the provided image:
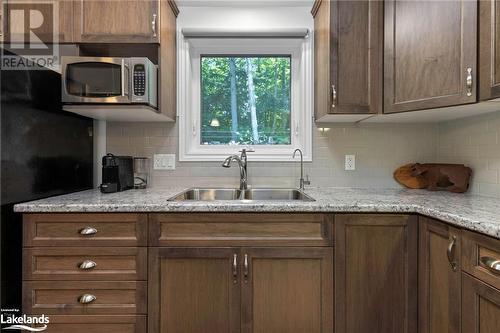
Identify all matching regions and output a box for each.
[74,0,159,43]
[479,0,500,100]
[418,217,461,333]
[2,0,74,43]
[311,0,383,121]
[335,214,418,333]
[384,0,477,113]
[462,273,500,333]
[148,247,333,333]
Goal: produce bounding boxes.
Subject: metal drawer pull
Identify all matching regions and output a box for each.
[466,67,473,97]
[78,294,96,304]
[243,254,249,283]
[480,256,500,275]
[78,260,97,270]
[232,254,238,284]
[447,235,458,271]
[79,227,97,236]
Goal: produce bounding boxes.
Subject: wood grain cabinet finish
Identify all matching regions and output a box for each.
[462,230,500,291]
[384,0,477,113]
[73,0,159,43]
[311,0,382,119]
[479,0,500,100]
[462,273,500,333]
[418,217,461,333]
[37,315,146,333]
[148,247,241,333]
[23,281,147,315]
[241,247,333,333]
[2,0,74,43]
[335,214,418,333]
[23,213,148,247]
[23,247,147,281]
[149,213,333,247]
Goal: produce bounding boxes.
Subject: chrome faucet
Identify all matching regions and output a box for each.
[222,149,249,191]
[293,148,310,190]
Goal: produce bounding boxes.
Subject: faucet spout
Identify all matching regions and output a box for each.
[221,154,248,191]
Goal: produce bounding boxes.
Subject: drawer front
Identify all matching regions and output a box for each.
[23,248,147,281]
[149,213,333,246]
[462,230,500,290]
[39,315,146,333]
[24,214,148,247]
[23,281,147,315]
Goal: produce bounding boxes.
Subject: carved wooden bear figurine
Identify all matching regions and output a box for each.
[410,163,472,193]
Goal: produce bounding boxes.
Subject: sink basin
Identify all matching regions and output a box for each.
[168,188,315,202]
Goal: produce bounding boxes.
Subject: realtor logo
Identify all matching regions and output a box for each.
[0,309,49,331]
[1,0,59,70]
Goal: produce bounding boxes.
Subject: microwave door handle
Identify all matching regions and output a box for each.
[121,59,129,97]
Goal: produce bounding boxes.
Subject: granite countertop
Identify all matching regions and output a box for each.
[13,187,500,239]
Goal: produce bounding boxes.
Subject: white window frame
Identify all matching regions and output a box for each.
[178,36,312,162]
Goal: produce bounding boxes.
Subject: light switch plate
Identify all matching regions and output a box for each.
[154,154,176,170]
[345,155,355,171]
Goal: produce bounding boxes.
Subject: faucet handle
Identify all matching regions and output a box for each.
[304,175,311,186]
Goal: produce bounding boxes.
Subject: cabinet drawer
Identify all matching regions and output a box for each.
[23,248,147,281]
[149,213,333,246]
[23,281,147,315]
[24,214,148,247]
[462,230,500,290]
[38,315,146,333]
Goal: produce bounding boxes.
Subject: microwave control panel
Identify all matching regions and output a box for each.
[133,64,146,96]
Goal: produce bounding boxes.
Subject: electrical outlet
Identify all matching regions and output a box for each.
[345,155,356,171]
[154,154,176,170]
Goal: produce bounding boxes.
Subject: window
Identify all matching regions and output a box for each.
[201,56,291,146]
[179,37,312,161]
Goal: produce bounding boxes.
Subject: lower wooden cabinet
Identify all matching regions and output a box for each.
[462,273,500,332]
[335,214,418,333]
[418,217,461,333]
[148,247,333,333]
[37,315,146,333]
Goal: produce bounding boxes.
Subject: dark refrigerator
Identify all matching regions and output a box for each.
[1,52,94,310]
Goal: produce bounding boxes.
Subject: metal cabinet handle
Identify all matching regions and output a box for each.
[78,260,97,270]
[78,294,96,304]
[466,67,473,97]
[243,254,249,283]
[152,13,157,37]
[232,254,238,284]
[331,84,337,109]
[447,235,458,271]
[79,227,97,236]
[480,256,500,275]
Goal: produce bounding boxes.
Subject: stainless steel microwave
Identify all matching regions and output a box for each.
[61,56,158,108]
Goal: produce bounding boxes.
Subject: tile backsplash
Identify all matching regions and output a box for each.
[438,112,500,198]
[107,121,438,189]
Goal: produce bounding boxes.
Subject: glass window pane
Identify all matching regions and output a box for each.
[200,56,291,145]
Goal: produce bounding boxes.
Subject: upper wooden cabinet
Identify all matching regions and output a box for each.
[74,0,160,43]
[335,214,418,333]
[384,0,477,113]
[418,217,461,333]
[479,0,500,101]
[311,0,383,120]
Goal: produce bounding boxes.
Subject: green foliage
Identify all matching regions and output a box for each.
[201,56,291,145]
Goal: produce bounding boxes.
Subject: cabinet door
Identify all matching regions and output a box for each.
[418,217,461,333]
[384,0,477,113]
[335,214,418,333]
[148,248,240,333]
[479,0,500,100]
[462,273,500,333]
[74,0,159,43]
[241,247,333,333]
[313,0,382,118]
[2,0,73,43]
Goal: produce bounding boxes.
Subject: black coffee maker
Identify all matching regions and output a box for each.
[100,154,134,193]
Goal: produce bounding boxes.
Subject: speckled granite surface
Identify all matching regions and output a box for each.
[13,187,500,239]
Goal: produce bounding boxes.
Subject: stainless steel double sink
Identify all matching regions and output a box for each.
[167,188,315,202]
